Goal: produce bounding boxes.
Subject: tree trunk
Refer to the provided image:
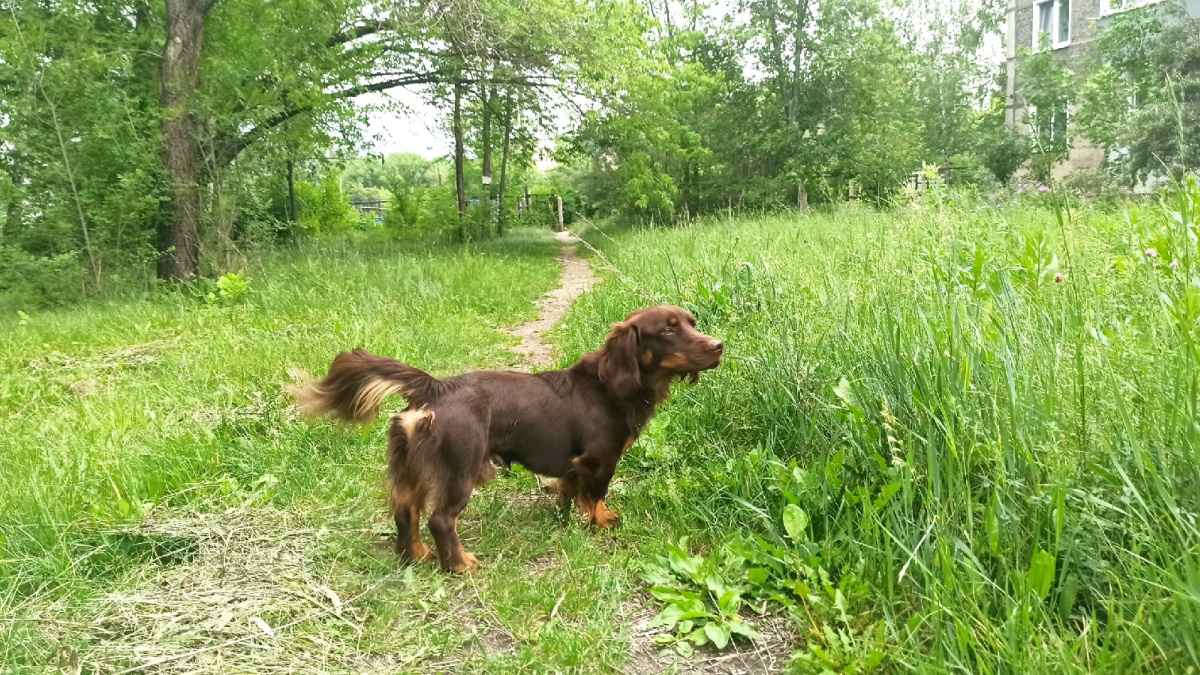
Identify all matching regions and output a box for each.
[497,96,514,236]
[789,0,808,131]
[4,156,23,240]
[286,159,296,222]
[453,80,467,241]
[158,0,217,281]
[480,83,494,235]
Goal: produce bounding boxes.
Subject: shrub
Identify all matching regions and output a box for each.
[0,245,87,310]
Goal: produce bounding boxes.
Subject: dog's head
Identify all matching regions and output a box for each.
[597,305,723,401]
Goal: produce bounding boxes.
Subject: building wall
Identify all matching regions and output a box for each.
[1006,0,1106,174]
[1007,0,1200,177]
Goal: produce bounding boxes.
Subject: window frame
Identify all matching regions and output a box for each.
[1101,0,1163,16]
[1033,0,1072,51]
[1027,103,1070,151]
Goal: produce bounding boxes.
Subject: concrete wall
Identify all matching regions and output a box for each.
[1006,0,1200,176]
[1006,0,1106,173]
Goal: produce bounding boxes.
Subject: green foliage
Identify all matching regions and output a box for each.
[641,526,887,671]
[975,94,1032,186]
[1016,47,1074,182]
[0,0,649,298]
[1076,7,1200,181]
[384,180,425,231]
[214,270,251,306]
[0,245,85,311]
[565,0,1008,215]
[640,539,762,657]
[295,174,359,234]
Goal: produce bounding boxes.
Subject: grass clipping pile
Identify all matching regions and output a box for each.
[49,506,393,673]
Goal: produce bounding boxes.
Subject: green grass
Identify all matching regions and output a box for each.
[557,185,1200,672]
[4,186,1200,673]
[0,229,643,672]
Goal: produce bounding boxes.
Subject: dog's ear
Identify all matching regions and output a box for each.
[598,321,642,400]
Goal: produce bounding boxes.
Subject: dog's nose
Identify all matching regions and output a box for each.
[709,339,723,353]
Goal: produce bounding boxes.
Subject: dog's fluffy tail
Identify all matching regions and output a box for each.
[288,349,447,424]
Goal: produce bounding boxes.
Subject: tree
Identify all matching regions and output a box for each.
[903,0,1006,168]
[158,0,219,280]
[1016,47,1075,182]
[976,93,1032,186]
[1076,7,1200,181]
[0,0,650,296]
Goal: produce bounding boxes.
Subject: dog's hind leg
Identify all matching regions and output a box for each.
[392,494,432,562]
[388,411,435,563]
[428,485,478,573]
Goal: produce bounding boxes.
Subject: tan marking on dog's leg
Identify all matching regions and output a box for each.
[409,503,432,562]
[575,493,618,528]
[449,517,479,573]
[592,499,619,528]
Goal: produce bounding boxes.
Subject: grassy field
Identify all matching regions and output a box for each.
[1,231,646,672]
[3,185,1200,673]
[558,183,1200,672]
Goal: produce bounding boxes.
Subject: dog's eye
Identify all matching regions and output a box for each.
[661,326,676,336]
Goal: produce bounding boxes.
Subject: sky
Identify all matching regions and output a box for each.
[359,89,446,160]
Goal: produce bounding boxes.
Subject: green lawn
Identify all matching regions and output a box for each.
[4,189,1200,673]
[1,230,643,672]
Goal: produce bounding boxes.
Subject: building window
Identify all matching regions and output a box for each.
[1102,0,1163,15]
[1034,0,1071,50]
[1028,104,1069,151]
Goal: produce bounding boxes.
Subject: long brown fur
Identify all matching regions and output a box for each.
[289,305,723,572]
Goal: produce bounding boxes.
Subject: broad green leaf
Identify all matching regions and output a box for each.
[873,482,902,510]
[783,504,809,541]
[1027,548,1056,599]
[833,377,855,407]
[729,620,762,641]
[667,543,702,577]
[647,603,685,630]
[705,622,732,649]
[717,590,741,617]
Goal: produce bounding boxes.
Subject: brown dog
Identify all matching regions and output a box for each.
[289,305,723,572]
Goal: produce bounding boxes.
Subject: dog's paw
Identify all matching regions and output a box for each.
[450,551,480,573]
[411,541,435,563]
[591,502,619,529]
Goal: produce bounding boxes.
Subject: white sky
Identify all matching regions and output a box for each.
[359,89,446,159]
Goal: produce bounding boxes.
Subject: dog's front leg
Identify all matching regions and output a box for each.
[566,453,620,528]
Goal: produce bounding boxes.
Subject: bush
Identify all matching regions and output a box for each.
[0,245,87,310]
[295,174,358,233]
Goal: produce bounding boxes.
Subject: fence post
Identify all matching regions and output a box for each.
[556,196,564,232]
[797,182,808,213]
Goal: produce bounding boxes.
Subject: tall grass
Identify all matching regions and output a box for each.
[560,183,1200,671]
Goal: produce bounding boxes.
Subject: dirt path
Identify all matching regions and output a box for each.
[505,230,598,371]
